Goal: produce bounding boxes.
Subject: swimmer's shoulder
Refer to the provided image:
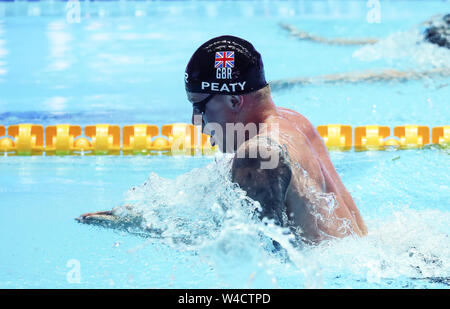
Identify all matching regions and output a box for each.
[233,134,291,171]
[278,107,318,137]
[277,107,329,157]
[231,135,293,225]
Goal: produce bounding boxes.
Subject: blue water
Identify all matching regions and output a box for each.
[0,0,449,288]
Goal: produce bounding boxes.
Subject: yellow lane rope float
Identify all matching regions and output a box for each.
[0,124,448,156]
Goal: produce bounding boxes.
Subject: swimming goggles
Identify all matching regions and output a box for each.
[192,94,215,115]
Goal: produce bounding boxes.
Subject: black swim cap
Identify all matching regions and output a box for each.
[443,13,450,25]
[185,35,268,95]
[424,14,450,49]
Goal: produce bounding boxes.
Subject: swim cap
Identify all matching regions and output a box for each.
[424,14,450,49]
[443,13,450,25]
[185,35,268,95]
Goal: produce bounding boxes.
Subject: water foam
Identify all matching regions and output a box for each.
[353,27,450,70]
[120,153,449,288]
[305,208,449,287]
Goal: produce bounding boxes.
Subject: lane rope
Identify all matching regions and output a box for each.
[0,124,448,155]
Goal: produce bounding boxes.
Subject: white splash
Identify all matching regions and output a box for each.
[121,153,449,288]
[353,28,450,69]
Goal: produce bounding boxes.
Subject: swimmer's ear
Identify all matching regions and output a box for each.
[228,95,244,112]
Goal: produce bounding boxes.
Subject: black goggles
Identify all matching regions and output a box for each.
[192,94,215,114]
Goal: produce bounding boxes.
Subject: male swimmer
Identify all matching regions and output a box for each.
[280,13,450,48]
[78,36,367,243]
[274,14,450,90]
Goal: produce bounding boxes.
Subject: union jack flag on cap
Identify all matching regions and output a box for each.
[215,51,234,68]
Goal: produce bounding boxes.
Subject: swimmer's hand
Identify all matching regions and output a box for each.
[76,205,162,239]
[76,210,116,224]
[75,205,139,228]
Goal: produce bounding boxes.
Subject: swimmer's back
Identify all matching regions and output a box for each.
[277,107,368,235]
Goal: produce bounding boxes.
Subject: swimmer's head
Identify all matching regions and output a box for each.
[185,35,267,95]
[443,13,450,25]
[185,36,271,153]
[424,13,450,49]
[187,85,273,153]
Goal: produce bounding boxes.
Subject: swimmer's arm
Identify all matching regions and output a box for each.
[231,138,292,226]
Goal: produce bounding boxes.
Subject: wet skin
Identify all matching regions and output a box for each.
[230,107,368,243]
[77,14,450,241]
[77,106,367,243]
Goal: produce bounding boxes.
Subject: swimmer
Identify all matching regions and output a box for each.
[280,13,450,48]
[78,36,367,243]
[273,14,450,90]
[423,13,450,49]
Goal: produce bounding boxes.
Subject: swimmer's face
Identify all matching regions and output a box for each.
[187,92,244,153]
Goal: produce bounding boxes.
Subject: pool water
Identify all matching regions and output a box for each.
[0,0,449,288]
